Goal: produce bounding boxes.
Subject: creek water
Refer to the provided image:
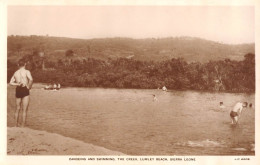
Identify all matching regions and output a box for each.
[7,85,255,155]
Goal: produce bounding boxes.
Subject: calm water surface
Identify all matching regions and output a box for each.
[7,85,255,155]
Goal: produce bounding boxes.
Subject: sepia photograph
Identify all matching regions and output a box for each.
[1,1,259,164]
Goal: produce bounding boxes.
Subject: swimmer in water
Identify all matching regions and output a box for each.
[10,59,33,127]
[153,95,158,101]
[249,103,252,108]
[230,102,248,125]
[219,102,225,109]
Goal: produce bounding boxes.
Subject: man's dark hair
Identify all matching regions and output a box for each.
[243,102,248,107]
[18,59,27,67]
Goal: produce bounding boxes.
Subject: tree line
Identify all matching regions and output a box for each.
[7,53,255,92]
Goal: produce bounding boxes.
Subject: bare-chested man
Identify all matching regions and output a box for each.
[230,102,248,125]
[10,59,33,127]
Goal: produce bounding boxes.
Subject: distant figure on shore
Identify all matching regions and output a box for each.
[219,102,225,109]
[230,102,248,125]
[44,84,50,90]
[57,83,61,90]
[9,59,33,127]
[153,95,158,102]
[53,83,57,90]
[44,83,54,90]
[162,86,167,91]
[44,83,61,90]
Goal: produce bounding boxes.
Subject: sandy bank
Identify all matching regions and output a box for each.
[7,127,125,155]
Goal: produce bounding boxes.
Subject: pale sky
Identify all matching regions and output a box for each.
[8,6,254,44]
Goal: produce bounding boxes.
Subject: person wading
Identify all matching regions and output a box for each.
[230,102,248,125]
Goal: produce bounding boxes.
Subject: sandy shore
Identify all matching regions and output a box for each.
[7,127,125,155]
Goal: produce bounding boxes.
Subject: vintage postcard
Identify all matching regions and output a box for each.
[0,0,259,165]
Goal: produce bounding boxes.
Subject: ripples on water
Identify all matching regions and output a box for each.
[7,85,255,155]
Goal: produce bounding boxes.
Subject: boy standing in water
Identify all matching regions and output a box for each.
[230,102,248,124]
[10,59,33,127]
[153,94,158,101]
[219,102,225,109]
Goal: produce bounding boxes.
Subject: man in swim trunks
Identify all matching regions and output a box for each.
[10,59,33,127]
[230,102,248,124]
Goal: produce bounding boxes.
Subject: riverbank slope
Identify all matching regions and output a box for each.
[7,127,125,155]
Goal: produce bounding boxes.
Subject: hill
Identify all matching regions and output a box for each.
[7,35,254,63]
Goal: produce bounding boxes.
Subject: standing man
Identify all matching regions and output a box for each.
[10,59,33,127]
[230,102,248,125]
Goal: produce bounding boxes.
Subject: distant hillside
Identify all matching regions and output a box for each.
[7,35,254,63]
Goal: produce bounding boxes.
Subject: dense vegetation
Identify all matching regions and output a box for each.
[7,53,255,92]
